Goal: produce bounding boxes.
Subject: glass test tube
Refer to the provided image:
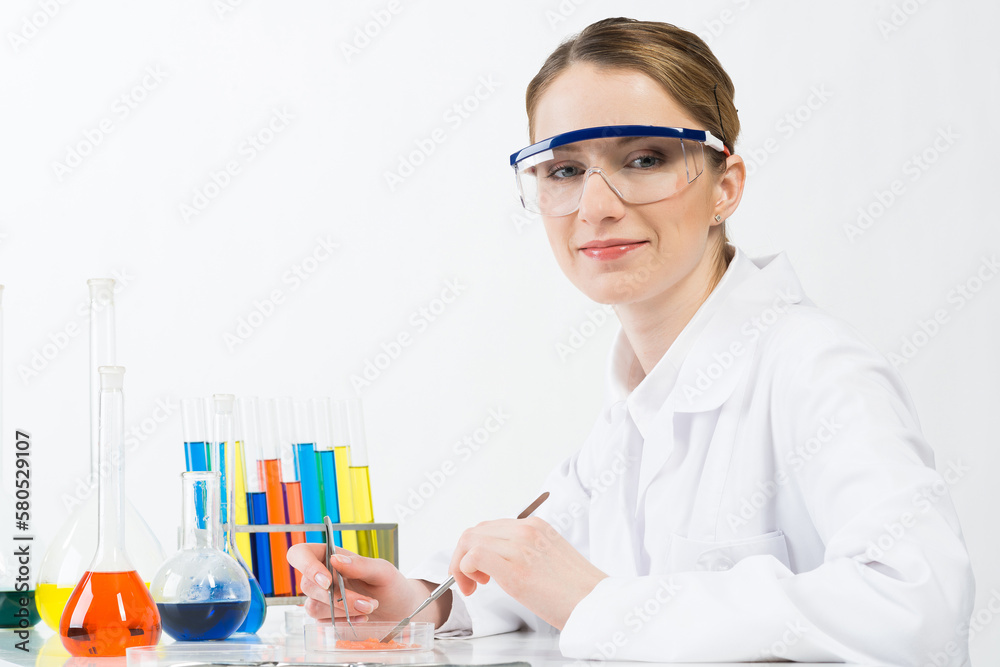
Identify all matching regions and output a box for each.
[259,399,293,596]
[312,398,342,548]
[293,399,324,544]
[276,398,306,594]
[212,395,266,633]
[331,399,358,553]
[181,397,210,472]
[346,398,378,559]
[237,397,273,596]
[231,401,253,567]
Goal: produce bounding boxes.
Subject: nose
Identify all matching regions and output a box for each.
[577,168,626,225]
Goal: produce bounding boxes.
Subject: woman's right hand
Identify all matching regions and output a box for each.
[287,543,452,626]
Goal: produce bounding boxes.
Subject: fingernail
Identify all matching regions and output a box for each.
[355,599,374,613]
[315,573,331,589]
[335,554,351,564]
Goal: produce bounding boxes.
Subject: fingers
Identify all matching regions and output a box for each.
[303,595,370,623]
[288,543,334,591]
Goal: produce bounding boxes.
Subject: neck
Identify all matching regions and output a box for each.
[614,236,730,385]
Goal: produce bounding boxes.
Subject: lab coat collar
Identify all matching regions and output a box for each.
[606,248,806,436]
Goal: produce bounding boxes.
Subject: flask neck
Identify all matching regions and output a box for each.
[180,472,222,551]
[89,282,116,480]
[93,385,133,570]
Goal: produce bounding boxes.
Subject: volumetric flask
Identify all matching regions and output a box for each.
[60,366,161,657]
[151,471,250,641]
[36,279,164,632]
[212,394,266,633]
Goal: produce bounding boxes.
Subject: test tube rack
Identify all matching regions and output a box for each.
[235,521,398,605]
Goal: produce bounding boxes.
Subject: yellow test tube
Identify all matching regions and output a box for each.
[346,398,378,559]
[331,399,358,553]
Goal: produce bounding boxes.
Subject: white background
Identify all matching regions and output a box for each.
[1,0,997,662]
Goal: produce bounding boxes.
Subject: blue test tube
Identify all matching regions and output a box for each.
[182,397,210,471]
[293,399,324,543]
[312,397,342,547]
[237,396,273,596]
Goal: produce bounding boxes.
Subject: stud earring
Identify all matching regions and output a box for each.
[714,214,722,222]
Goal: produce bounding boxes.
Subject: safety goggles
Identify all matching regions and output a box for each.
[509,125,730,216]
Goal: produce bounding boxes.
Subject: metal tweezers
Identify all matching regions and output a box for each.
[325,515,358,640]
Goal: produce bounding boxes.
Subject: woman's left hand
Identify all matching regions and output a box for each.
[447,516,608,630]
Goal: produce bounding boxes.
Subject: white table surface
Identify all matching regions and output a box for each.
[0,605,875,667]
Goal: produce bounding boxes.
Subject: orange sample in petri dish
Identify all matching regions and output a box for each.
[335,637,413,650]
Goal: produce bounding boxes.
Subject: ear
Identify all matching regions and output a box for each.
[711,154,746,224]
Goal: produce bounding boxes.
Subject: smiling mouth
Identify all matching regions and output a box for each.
[579,240,647,260]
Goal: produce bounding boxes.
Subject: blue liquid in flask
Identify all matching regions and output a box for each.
[158,600,251,641]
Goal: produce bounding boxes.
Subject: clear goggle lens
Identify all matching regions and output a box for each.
[514,135,708,216]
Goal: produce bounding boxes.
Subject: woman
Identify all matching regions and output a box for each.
[289,18,974,664]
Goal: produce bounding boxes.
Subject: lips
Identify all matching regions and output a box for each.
[579,239,647,261]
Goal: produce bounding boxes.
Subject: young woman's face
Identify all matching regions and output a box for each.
[531,64,728,306]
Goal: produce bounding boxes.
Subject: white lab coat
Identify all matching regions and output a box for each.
[409,247,975,665]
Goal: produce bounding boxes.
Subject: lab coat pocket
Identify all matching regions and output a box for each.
[666,530,790,573]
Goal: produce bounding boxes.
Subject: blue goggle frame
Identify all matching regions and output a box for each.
[510,124,730,167]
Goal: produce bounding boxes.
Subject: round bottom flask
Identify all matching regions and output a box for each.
[151,471,250,641]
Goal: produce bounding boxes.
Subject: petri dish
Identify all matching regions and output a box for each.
[126,642,280,667]
[304,621,433,652]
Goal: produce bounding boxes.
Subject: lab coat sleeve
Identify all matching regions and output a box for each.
[559,314,975,665]
[407,448,592,638]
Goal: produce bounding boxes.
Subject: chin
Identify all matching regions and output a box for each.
[571,274,649,306]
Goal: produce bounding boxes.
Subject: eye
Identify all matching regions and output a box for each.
[627,153,664,169]
[546,163,584,180]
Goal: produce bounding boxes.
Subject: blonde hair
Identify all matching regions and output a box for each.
[525,17,740,273]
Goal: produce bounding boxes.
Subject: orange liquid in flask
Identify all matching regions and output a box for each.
[60,570,161,657]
